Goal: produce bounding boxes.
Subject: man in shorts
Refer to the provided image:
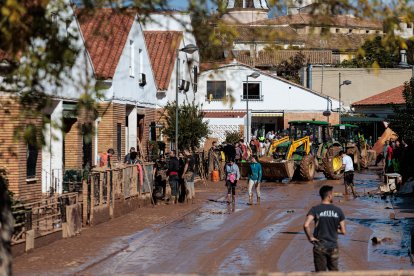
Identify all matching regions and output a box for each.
[304,185,346,272]
[340,150,357,197]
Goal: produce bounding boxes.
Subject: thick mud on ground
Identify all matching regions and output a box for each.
[79,170,414,274]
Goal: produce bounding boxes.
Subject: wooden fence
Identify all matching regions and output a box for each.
[83,163,154,226]
[11,192,79,245]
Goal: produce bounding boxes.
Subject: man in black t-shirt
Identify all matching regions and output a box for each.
[304,185,346,272]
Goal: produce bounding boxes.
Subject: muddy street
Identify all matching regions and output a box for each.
[70,170,413,274]
[15,171,414,275]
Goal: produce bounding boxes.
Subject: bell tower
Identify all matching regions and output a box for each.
[222,0,269,24]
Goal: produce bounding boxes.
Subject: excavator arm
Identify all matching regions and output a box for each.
[268,136,289,156]
[286,136,311,160]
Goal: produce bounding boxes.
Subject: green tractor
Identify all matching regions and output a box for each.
[332,124,376,169]
[288,121,344,180]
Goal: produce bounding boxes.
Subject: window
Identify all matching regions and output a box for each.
[206,81,226,100]
[117,123,122,160]
[243,82,261,100]
[407,23,413,28]
[348,29,353,33]
[26,123,38,179]
[336,28,340,33]
[366,30,370,34]
[138,48,143,75]
[129,40,134,77]
[27,143,38,179]
[193,66,198,92]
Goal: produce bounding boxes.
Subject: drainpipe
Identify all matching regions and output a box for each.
[306,64,312,89]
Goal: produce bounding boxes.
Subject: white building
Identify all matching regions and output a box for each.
[197,62,340,141]
[143,11,200,107]
[222,0,269,24]
[42,8,159,195]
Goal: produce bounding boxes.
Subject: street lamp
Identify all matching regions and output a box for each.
[175,44,198,151]
[338,72,351,124]
[246,72,260,142]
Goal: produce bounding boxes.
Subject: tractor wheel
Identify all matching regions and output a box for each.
[323,147,344,180]
[299,154,316,181]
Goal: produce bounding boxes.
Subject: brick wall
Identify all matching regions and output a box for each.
[96,102,126,163]
[141,108,156,157]
[283,112,339,128]
[0,96,42,202]
[64,119,83,169]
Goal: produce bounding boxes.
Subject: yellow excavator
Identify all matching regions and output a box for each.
[256,136,315,181]
[267,136,289,157]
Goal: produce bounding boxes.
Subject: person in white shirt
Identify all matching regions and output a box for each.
[340,151,357,197]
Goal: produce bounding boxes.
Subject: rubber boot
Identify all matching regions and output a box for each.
[248,195,253,205]
[257,196,261,205]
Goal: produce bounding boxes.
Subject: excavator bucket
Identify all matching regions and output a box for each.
[239,157,295,180]
[261,159,295,179]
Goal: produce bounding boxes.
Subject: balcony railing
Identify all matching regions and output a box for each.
[241,95,263,101]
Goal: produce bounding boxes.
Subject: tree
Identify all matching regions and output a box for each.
[0,169,13,276]
[162,102,209,151]
[340,36,400,68]
[273,52,306,84]
[391,78,414,145]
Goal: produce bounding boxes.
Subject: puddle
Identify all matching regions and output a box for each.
[218,247,251,273]
[257,212,297,245]
[348,217,414,265]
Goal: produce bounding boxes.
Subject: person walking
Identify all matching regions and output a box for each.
[303,185,346,272]
[225,159,240,204]
[167,150,180,204]
[182,150,196,203]
[340,151,357,197]
[240,139,248,161]
[248,156,262,205]
[235,142,242,163]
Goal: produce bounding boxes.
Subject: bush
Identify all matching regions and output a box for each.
[225,131,242,144]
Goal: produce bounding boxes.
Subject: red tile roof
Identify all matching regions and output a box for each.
[352,85,405,106]
[144,31,183,91]
[253,14,383,30]
[234,50,333,65]
[77,9,135,79]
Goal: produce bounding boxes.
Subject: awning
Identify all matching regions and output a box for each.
[341,117,384,123]
[63,102,77,119]
[251,112,283,117]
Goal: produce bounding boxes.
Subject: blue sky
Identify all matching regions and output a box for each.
[169,0,193,10]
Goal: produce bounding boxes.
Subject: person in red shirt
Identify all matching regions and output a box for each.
[99,148,115,168]
[240,139,248,161]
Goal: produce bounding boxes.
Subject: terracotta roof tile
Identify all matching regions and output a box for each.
[77,8,135,79]
[233,50,333,65]
[144,31,182,91]
[233,25,301,43]
[203,111,246,118]
[301,33,370,50]
[253,14,383,29]
[353,85,405,106]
